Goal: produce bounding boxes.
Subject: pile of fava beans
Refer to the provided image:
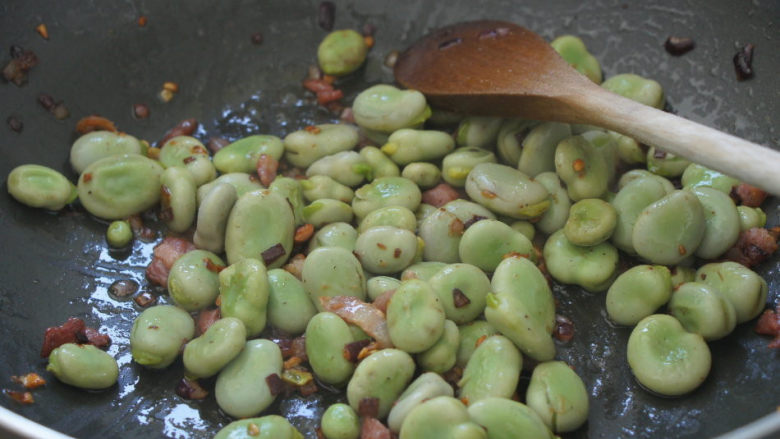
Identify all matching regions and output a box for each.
[6,33,775,439]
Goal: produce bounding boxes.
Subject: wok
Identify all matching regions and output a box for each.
[0,0,778,437]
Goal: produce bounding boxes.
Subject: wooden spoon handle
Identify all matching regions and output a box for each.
[568,86,780,195]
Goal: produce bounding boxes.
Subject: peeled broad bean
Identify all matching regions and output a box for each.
[563,198,617,246]
[193,182,237,254]
[130,305,195,369]
[517,122,572,177]
[321,404,360,439]
[399,396,486,439]
[554,135,609,201]
[429,263,490,324]
[360,145,400,179]
[213,135,284,174]
[302,175,355,203]
[441,198,496,223]
[318,29,368,76]
[267,268,317,335]
[468,397,554,439]
[551,35,602,83]
[302,199,354,228]
[400,261,447,282]
[417,320,459,373]
[495,119,537,166]
[183,317,246,379]
[160,166,197,233]
[168,249,224,311]
[606,265,672,326]
[215,339,282,418]
[305,312,357,386]
[284,124,359,168]
[510,220,536,241]
[601,73,664,109]
[526,361,589,433]
[610,131,646,165]
[196,172,263,205]
[70,131,144,174]
[646,147,690,178]
[441,147,496,187]
[106,220,133,248]
[455,116,503,149]
[737,206,766,231]
[77,154,163,220]
[214,415,302,439]
[387,372,454,433]
[303,247,367,311]
[458,335,522,403]
[681,163,739,194]
[7,164,77,211]
[366,275,401,301]
[387,279,446,353]
[269,177,306,226]
[669,282,737,341]
[459,219,535,272]
[306,151,372,187]
[352,84,430,133]
[219,258,270,337]
[346,349,415,419]
[418,209,464,263]
[47,343,118,390]
[696,262,768,323]
[610,176,668,255]
[402,162,442,189]
[580,130,619,185]
[381,129,455,165]
[487,256,556,360]
[465,163,550,219]
[632,190,705,265]
[627,314,711,396]
[224,190,295,268]
[670,265,696,288]
[456,320,497,368]
[617,169,675,194]
[307,222,358,252]
[159,136,216,186]
[352,176,422,221]
[358,205,417,234]
[354,226,419,274]
[690,186,740,259]
[544,229,618,292]
[534,171,571,235]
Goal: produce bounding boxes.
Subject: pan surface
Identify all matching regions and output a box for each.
[0,0,778,438]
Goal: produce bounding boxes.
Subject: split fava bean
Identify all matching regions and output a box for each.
[606,265,672,326]
[669,282,736,341]
[563,198,617,247]
[215,339,283,419]
[167,249,224,311]
[455,116,503,149]
[632,190,705,265]
[387,372,454,433]
[526,361,589,433]
[459,219,536,272]
[468,397,554,439]
[429,263,490,324]
[47,343,118,390]
[517,122,572,177]
[318,29,368,76]
[130,305,195,369]
[302,247,367,311]
[70,131,145,174]
[465,163,550,219]
[283,124,359,168]
[354,226,419,274]
[7,164,77,211]
[387,279,446,353]
[458,334,522,403]
[307,222,358,252]
[551,34,602,84]
[352,84,430,133]
[346,348,415,419]
[544,229,618,293]
[627,314,711,396]
[381,129,455,165]
[224,190,295,268]
[212,135,284,174]
[219,258,270,337]
[193,182,238,254]
[214,415,302,439]
[696,261,768,323]
[267,268,317,335]
[321,404,360,439]
[399,396,486,439]
[160,166,197,233]
[305,312,357,386]
[183,317,246,379]
[416,319,459,374]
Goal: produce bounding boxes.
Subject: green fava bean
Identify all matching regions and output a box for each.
[465,163,550,219]
[354,226,418,274]
[526,361,589,433]
[306,151,372,187]
[487,257,555,361]
[387,279,446,353]
[468,397,554,439]
[646,147,690,178]
[353,84,430,133]
[459,219,535,272]
[551,34,602,83]
[681,163,739,194]
[267,268,317,335]
[737,206,766,231]
[381,129,455,165]
[696,262,767,324]
[543,229,618,292]
[77,154,163,220]
[159,136,215,186]
[401,261,447,282]
[606,265,673,326]
[632,190,705,265]
[302,175,354,204]
[534,172,571,235]
[458,335,522,403]
[47,343,118,390]
[106,220,133,248]
[387,372,455,433]
[284,124,359,168]
[160,166,197,233]
[183,317,247,379]
[517,122,572,177]
[303,247,367,311]
[442,147,496,187]
[213,135,284,174]
[321,404,360,439]
[196,172,263,205]
[627,314,711,396]
[308,222,358,252]
[580,130,619,185]
[303,199,354,229]
[219,258,270,337]
[215,339,283,418]
[669,282,737,341]
[429,263,490,324]
[366,276,401,301]
[7,164,77,211]
[617,169,675,194]
[554,135,609,201]
[130,305,195,369]
[601,73,665,109]
[610,176,668,254]
[225,190,294,268]
[400,396,487,439]
[456,320,497,368]
[358,205,417,234]
[70,131,144,174]
[360,145,401,180]
[670,265,696,288]
[419,209,465,263]
[402,162,441,189]
[347,349,415,418]
[417,319,459,374]
[168,249,224,311]
[269,177,306,226]
[318,29,368,76]
[496,119,538,166]
[690,186,740,259]
[610,131,646,165]
[455,116,503,149]
[443,199,496,223]
[564,198,617,246]
[194,182,238,254]
[305,312,357,385]
[510,220,535,241]
[215,415,302,439]
[352,176,422,221]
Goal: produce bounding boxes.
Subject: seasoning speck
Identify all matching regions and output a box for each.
[35,24,49,40]
[138,16,148,27]
[251,32,264,45]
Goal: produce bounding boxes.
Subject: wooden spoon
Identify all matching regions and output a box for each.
[394,20,780,195]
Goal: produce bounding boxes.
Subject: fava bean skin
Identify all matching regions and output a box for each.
[358,205,417,234]
[7,164,77,211]
[213,135,284,174]
[352,176,422,221]
[554,135,609,201]
[646,148,690,178]
[517,122,572,177]
[346,349,415,419]
[214,415,302,439]
[193,182,238,254]
[456,321,497,368]
[160,166,197,233]
[47,343,119,390]
[455,116,503,149]
[681,163,739,194]
[690,186,740,259]
[360,145,401,180]
[196,172,263,205]
[601,73,664,109]
[459,219,535,272]
[402,162,442,189]
[183,317,247,379]
[354,226,418,275]
[564,198,617,246]
[737,206,766,231]
[130,305,195,369]
[610,176,668,255]
[696,262,768,324]
[399,396,486,439]
[551,35,602,84]
[429,263,490,324]
[219,258,270,337]
[441,147,496,187]
[307,222,358,252]
[382,129,455,165]
[534,172,571,235]
[321,404,360,439]
[526,361,589,433]
[468,397,554,439]
[284,124,359,168]
[401,261,447,282]
[215,339,283,419]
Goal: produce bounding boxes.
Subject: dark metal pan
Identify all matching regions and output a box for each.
[1,0,777,437]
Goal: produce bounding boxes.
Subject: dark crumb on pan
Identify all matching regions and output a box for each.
[133,103,150,119]
[318,1,336,31]
[6,115,23,132]
[733,43,755,81]
[664,36,695,56]
[251,31,264,45]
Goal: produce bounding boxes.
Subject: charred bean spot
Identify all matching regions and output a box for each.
[678,244,687,255]
[182,156,197,165]
[452,288,471,308]
[448,218,465,237]
[262,243,287,266]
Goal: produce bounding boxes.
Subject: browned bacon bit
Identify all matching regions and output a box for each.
[441,366,463,386]
[283,356,303,370]
[320,296,394,348]
[77,327,111,350]
[247,422,261,436]
[733,43,755,81]
[6,115,23,132]
[448,217,465,237]
[453,288,471,308]
[137,16,148,27]
[4,390,34,405]
[372,289,396,314]
[82,173,93,183]
[362,23,376,37]
[37,93,56,111]
[363,36,375,49]
[294,224,315,244]
[305,125,322,134]
[75,115,118,134]
[40,317,85,358]
[146,237,196,286]
[290,336,308,362]
[134,291,157,308]
[317,89,344,106]
[754,306,780,348]
[343,339,372,362]
[361,417,391,439]
[196,307,220,335]
[203,258,226,273]
[261,243,287,266]
[664,36,695,56]
[318,1,336,31]
[724,227,778,268]
[256,153,279,187]
[157,118,198,147]
[266,373,285,396]
[283,253,306,280]
[554,314,575,342]
[422,183,460,207]
[299,379,318,397]
[175,377,209,400]
[182,156,197,165]
[3,46,38,86]
[315,427,326,439]
[460,397,470,406]
[359,397,380,418]
[132,103,150,119]
[302,78,333,93]
[146,147,161,160]
[207,137,229,154]
[11,373,46,389]
[731,183,768,207]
